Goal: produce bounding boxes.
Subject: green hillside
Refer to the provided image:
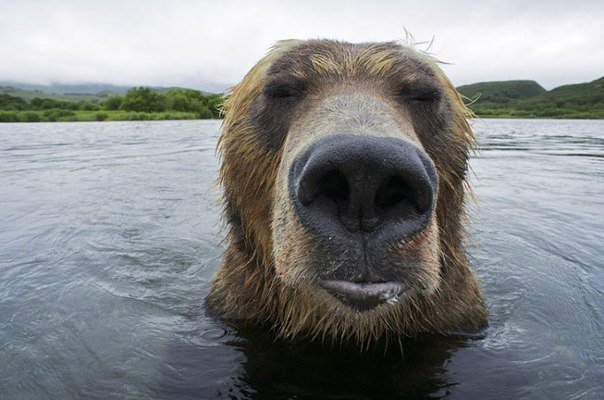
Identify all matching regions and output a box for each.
[457,77,604,118]
[543,77,604,106]
[457,80,547,104]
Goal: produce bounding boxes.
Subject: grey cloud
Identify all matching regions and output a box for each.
[0,0,602,91]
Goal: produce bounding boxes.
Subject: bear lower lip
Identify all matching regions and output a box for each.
[319,280,406,311]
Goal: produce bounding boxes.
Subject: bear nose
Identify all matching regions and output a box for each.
[291,135,438,235]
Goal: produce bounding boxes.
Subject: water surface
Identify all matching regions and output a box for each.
[0,119,602,399]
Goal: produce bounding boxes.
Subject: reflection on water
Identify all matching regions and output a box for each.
[0,119,602,399]
[159,325,472,399]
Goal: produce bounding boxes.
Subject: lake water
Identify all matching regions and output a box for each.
[0,119,602,399]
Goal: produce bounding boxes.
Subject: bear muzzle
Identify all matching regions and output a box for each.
[288,134,439,310]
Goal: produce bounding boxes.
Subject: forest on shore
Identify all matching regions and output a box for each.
[457,77,603,119]
[0,87,222,122]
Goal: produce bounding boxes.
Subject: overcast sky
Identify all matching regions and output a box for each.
[1,0,603,92]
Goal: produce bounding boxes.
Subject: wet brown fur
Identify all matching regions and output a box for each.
[206,39,487,347]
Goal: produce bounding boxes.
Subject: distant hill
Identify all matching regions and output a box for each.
[0,86,110,102]
[456,77,604,118]
[457,80,547,104]
[544,77,604,105]
[0,82,133,95]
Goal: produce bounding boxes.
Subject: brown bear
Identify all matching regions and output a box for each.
[206,39,487,347]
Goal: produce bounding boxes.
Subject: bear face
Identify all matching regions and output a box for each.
[208,39,487,346]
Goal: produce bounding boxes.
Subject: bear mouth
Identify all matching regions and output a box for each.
[319,280,406,311]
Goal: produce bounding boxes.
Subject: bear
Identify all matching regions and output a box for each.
[206,39,488,347]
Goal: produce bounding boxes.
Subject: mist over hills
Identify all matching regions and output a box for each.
[0,82,212,101]
[0,82,133,95]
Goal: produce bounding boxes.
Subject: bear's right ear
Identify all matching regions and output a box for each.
[270,39,303,52]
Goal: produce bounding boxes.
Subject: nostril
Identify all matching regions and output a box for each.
[319,170,349,204]
[374,176,416,211]
[298,170,349,207]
